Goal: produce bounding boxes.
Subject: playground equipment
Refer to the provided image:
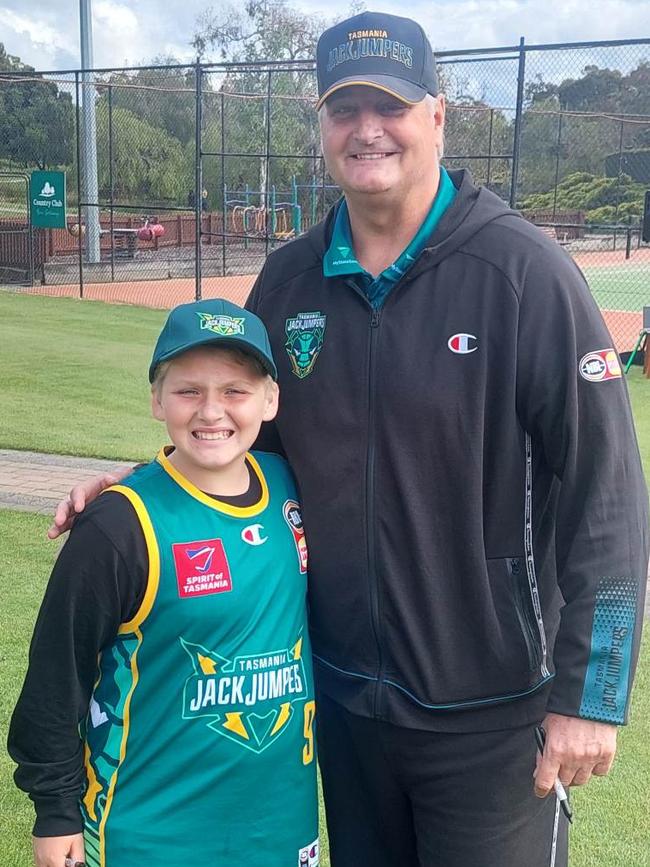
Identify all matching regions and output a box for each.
[67,217,165,258]
[226,178,306,245]
[225,176,343,246]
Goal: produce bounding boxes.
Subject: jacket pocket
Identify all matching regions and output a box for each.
[506,556,541,672]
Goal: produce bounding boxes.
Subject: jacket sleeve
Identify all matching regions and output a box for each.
[7,493,147,836]
[515,246,648,725]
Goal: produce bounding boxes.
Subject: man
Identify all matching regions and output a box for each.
[52,11,648,867]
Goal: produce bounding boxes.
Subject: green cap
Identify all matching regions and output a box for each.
[149,298,277,382]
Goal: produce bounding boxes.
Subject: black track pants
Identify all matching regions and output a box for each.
[317,694,569,867]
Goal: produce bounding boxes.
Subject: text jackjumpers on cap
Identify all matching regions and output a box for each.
[316,11,438,110]
[149,298,278,382]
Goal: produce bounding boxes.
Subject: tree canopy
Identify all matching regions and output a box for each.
[0,43,74,169]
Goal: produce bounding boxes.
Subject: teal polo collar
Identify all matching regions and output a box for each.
[323,167,457,308]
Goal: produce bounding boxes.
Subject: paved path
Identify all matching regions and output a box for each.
[0,449,135,514]
[1,448,647,617]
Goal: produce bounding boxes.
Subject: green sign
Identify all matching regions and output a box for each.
[30,171,66,229]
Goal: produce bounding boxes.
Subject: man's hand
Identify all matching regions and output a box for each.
[47,467,133,539]
[534,712,617,797]
[33,832,85,867]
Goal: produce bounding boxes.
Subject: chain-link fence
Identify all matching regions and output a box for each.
[1,37,649,350]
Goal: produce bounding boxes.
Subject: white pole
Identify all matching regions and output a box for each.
[79,0,101,263]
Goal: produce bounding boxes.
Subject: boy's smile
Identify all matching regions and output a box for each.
[152,346,278,496]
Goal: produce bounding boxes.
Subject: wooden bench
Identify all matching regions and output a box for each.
[537,225,569,245]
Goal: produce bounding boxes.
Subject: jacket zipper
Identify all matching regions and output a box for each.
[508,557,540,671]
[367,307,384,717]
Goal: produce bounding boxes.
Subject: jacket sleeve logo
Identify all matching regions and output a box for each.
[579,349,622,381]
[285,311,327,379]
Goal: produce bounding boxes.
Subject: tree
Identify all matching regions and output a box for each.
[192,0,334,216]
[443,97,512,197]
[520,171,644,224]
[0,43,74,169]
[98,58,205,147]
[192,0,328,63]
[95,102,192,203]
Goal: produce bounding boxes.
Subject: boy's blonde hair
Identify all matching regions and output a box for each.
[151,344,271,393]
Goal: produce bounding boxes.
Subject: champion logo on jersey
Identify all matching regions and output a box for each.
[448,333,478,354]
[172,538,232,598]
[241,524,268,546]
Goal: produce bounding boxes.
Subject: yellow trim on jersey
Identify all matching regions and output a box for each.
[156,447,269,517]
[97,625,145,867]
[105,485,161,634]
[89,486,161,864]
[316,80,421,110]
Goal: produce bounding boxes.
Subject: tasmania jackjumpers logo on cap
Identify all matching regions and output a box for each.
[316,11,438,110]
[172,538,233,597]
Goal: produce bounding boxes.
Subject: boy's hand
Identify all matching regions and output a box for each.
[33,833,85,867]
[47,467,133,539]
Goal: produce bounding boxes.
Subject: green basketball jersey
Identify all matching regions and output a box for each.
[80,448,319,867]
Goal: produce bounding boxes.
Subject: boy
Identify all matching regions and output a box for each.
[9,299,319,867]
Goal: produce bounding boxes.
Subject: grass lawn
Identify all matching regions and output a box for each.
[627,367,650,478]
[0,291,167,461]
[1,289,649,467]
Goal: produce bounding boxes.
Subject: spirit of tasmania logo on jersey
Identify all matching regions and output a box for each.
[172,538,232,598]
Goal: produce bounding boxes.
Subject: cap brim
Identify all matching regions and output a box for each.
[149,337,278,382]
[316,75,427,110]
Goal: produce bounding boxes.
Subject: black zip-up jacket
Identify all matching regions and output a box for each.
[248,169,648,732]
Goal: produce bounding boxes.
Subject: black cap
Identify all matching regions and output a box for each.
[316,11,438,110]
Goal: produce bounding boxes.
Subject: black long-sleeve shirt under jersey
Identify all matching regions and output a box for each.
[8,467,261,836]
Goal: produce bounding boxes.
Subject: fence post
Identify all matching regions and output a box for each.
[509,36,526,210]
[221,90,227,277]
[613,118,626,251]
[264,69,272,257]
[194,60,203,301]
[310,177,317,227]
[552,109,564,220]
[244,183,250,251]
[108,83,115,282]
[74,71,84,299]
[625,216,632,260]
[486,109,494,187]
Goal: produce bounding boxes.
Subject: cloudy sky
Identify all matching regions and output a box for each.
[1,0,649,71]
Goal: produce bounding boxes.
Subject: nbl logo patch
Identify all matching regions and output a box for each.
[283,500,308,573]
[172,538,232,597]
[579,349,622,382]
